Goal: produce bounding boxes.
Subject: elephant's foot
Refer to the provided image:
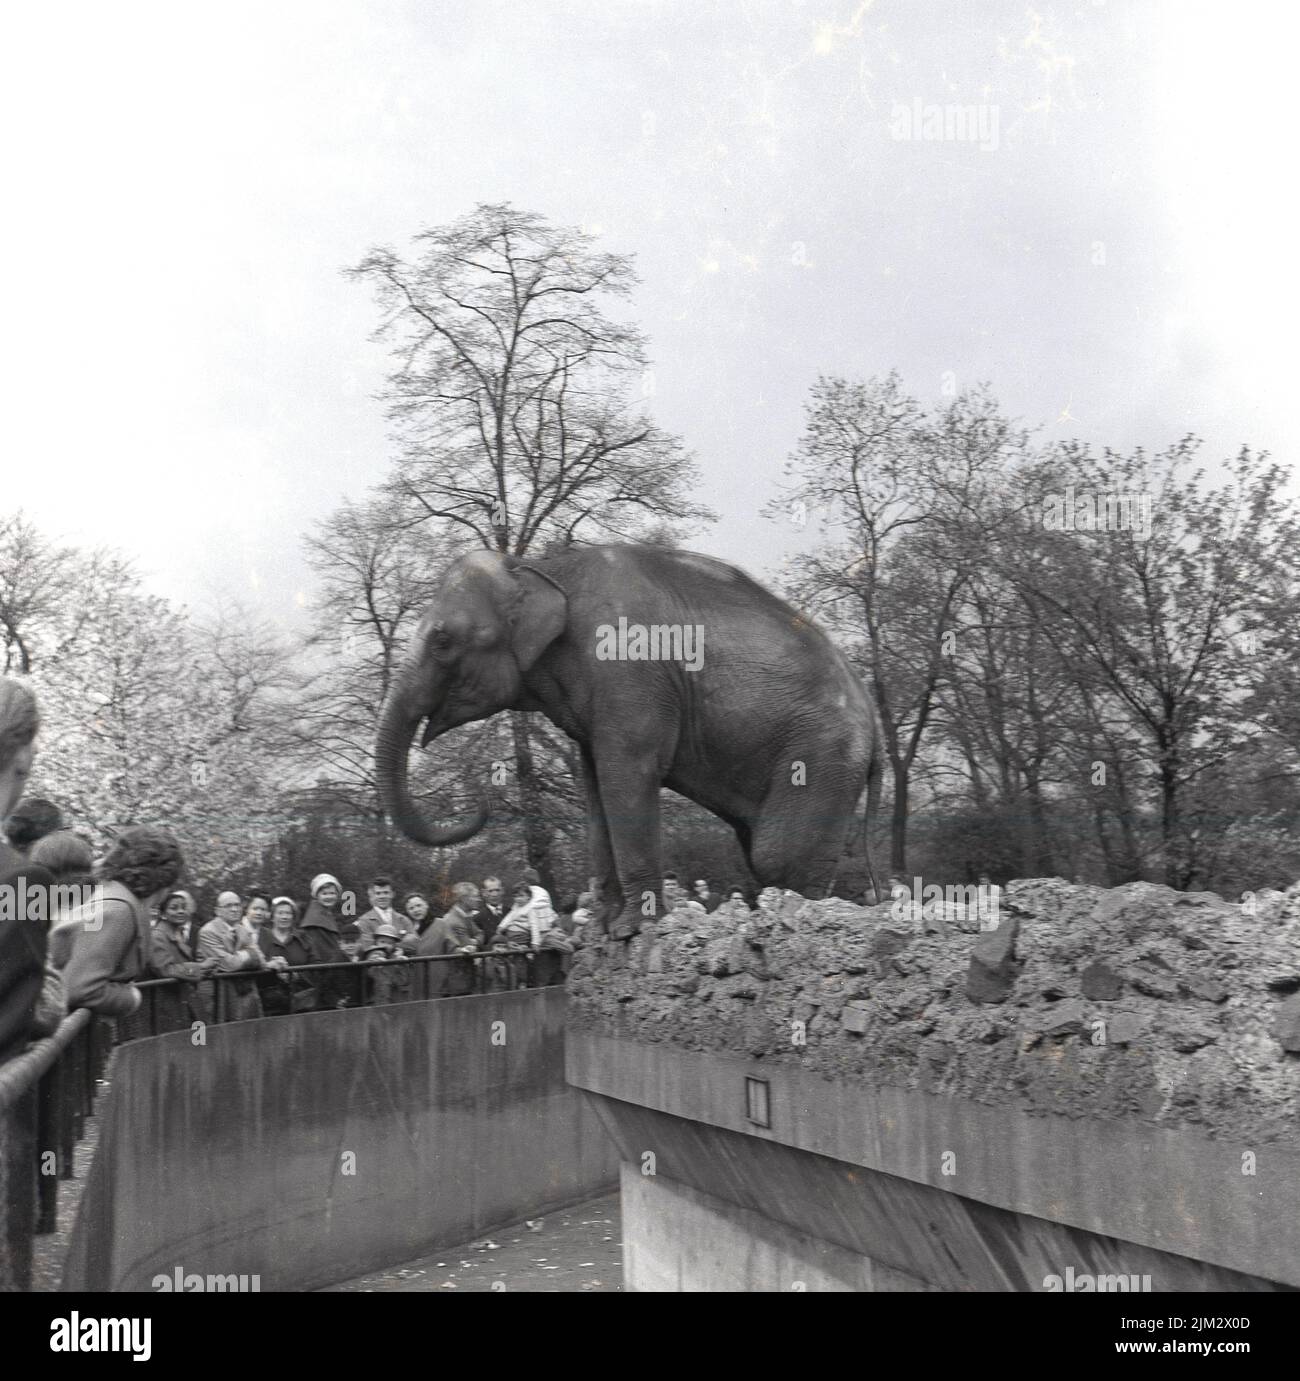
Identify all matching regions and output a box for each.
[605,906,642,941]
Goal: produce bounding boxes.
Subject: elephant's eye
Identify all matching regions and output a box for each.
[429,629,452,651]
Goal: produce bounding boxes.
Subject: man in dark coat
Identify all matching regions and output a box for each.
[471,875,507,948]
[417,882,483,996]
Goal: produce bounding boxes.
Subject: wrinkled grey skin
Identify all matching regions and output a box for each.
[375,545,883,939]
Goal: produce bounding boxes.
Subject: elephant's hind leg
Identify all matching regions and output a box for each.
[749,770,863,899]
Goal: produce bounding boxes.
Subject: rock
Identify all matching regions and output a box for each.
[1123,965,1180,1000]
[1092,882,1181,940]
[697,938,733,977]
[756,888,803,925]
[1005,877,1100,927]
[1165,1017,1218,1053]
[735,934,768,979]
[1081,962,1123,1001]
[1181,975,1229,1004]
[1101,1011,1149,1047]
[1022,1005,1083,1038]
[566,874,1300,1144]
[872,928,911,959]
[971,1016,1008,1045]
[965,917,1021,1004]
[1274,994,1300,1053]
[841,1000,871,1034]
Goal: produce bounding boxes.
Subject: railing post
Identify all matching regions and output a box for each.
[1,1084,37,1290]
[57,1054,75,1182]
[34,1066,58,1234]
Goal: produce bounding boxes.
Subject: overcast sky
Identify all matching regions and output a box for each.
[4,1,1294,629]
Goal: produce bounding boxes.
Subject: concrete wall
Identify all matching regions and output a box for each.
[569,1032,1298,1292]
[64,990,617,1292]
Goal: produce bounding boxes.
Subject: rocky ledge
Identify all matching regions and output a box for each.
[566,879,1300,1145]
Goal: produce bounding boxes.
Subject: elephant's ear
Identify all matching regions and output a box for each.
[505,561,568,671]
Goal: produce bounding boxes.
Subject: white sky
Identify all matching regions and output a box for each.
[2,0,1295,629]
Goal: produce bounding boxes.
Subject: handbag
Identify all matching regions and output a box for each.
[289,979,318,1013]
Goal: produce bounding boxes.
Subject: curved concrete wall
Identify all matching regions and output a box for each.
[64,991,617,1292]
[569,1033,1298,1292]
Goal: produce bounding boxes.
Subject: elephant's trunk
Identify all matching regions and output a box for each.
[374,688,488,847]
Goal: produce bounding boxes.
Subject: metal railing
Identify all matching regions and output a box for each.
[132,947,562,1038]
[0,1008,109,1291]
[0,945,566,1290]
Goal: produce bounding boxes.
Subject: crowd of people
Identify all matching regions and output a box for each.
[0,674,753,1059]
[144,870,590,1027]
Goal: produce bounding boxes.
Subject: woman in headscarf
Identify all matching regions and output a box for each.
[494,879,574,989]
[299,874,354,1008]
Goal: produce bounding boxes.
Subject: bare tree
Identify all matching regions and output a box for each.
[772,377,1030,873]
[999,441,1298,888]
[344,204,714,884]
[346,201,711,553]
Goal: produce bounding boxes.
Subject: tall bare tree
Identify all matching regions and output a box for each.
[998,441,1298,888]
[772,377,1030,873]
[345,204,713,885]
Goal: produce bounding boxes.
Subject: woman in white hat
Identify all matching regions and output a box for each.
[299,874,352,1008]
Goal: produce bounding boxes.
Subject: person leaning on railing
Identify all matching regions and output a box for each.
[0,678,55,1065]
[495,880,574,988]
[416,881,484,996]
[256,897,316,1015]
[150,888,221,1030]
[197,892,264,1021]
[58,826,186,1020]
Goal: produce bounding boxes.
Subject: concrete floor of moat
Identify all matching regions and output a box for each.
[321,1193,623,1293]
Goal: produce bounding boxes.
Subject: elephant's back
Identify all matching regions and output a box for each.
[569,544,874,751]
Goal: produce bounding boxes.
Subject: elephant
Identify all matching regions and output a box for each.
[374,544,884,938]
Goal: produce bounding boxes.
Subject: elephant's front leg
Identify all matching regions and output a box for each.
[593,748,664,940]
[580,747,623,931]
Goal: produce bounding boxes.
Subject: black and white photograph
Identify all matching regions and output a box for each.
[2,0,1298,1336]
